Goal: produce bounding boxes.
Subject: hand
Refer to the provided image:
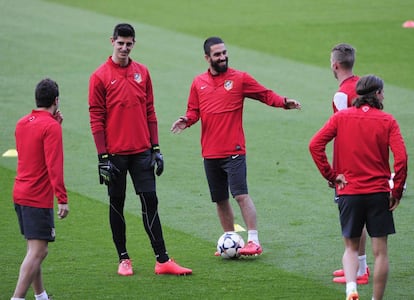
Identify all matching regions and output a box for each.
[54,110,64,124]
[389,195,400,211]
[151,145,164,176]
[171,116,188,134]
[335,174,347,190]
[57,203,69,219]
[284,98,301,110]
[98,153,120,185]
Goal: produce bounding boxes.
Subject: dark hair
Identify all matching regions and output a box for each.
[204,37,224,55]
[353,75,384,109]
[113,23,135,41]
[331,43,355,70]
[35,78,59,108]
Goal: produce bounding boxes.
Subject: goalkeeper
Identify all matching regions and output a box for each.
[88,23,191,276]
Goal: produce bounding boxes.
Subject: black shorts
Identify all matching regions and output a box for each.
[203,155,248,202]
[15,204,55,241]
[338,192,396,238]
[108,150,155,197]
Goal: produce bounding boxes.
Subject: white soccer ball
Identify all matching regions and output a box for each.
[216,232,245,259]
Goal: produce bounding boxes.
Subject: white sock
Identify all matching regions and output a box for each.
[247,230,259,244]
[11,298,25,300]
[346,282,357,295]
[357,255,367,276]
[34,290,48,300]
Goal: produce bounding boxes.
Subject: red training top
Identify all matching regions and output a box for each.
[332,75,360,173]
[309,105,408,200]
[185,68,286,158]
[89,57,158,155]
[13,110,68,208]
[332,75,359,113]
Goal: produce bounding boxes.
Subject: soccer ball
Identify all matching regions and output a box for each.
[216,232,245,259]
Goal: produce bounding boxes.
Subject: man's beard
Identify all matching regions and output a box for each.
[211,57,228,73]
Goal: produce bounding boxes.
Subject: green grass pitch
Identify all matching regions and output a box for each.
[1,0,413,299]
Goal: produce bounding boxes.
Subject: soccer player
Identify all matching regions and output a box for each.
[171,36,301,256]
[11,78,69,300]
[309,75,408,300]
[88,23,191,276]
[329,44,370,284]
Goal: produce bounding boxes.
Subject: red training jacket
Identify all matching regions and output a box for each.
[309,105,408,200]
[13,110,68,208]
[89,57,158,155]
[185,68,286,158]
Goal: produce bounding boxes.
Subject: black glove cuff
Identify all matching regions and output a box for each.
[151,144,160,153]
[98,153,109,162]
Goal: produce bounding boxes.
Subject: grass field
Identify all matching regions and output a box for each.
[1,0,413,299]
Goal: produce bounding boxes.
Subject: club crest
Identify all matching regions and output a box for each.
[224,80,233,91]
[134,73,142,83]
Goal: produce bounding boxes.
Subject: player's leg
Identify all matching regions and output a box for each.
[357,226,369,276]
[13,240,48,298]
[338,195,365,298]
[342,237,360,284]
[31,265,46,297]
[365,192,396,300]
[371,236,389,300]
[216,199,235,232]
[108,154,129,260]
[234,193,257,232]
[203,158,233,231]
[12,205,52,298]
[227,155,262,256]
[107,155,132,275]
[132,151,191,275]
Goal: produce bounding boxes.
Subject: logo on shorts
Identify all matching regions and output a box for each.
[51,228,56,238]
[231,155,239,159]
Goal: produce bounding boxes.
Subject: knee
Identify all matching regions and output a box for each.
[234,194,252,205]
[139,192,158,212]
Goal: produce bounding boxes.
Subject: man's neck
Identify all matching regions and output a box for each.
[337,71,354,85]
[112,56,129,67]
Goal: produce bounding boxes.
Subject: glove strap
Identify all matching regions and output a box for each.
[98,153,109,161]
[152,144,160,153]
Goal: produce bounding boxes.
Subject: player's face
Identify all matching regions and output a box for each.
[207,43,228,74]
[111,36,135,65]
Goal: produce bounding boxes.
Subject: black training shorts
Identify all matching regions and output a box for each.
[15,204,55,241]
[338,192,396,238]
[203,154,248,202]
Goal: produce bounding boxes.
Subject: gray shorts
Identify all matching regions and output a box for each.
[15,204,55,241]
[338,192,395,238]
[203,155,248,202]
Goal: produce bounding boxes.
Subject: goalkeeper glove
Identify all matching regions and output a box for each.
[98,153,120,185]
[151,144,164,176]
